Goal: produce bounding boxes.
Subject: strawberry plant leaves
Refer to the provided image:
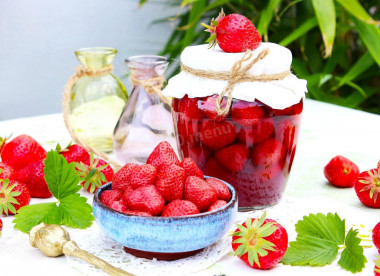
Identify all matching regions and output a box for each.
[281,236,339,266]
[295,213,345,244]
[338,228,367,273]
[44,150,81,199]
[13,203,61,233]
[59,194,94,229]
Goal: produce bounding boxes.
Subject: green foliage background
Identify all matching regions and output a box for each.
[141,0,380,114]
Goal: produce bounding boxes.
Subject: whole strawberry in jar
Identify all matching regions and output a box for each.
[163,14,307,210]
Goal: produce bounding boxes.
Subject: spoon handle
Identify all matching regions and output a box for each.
[62,240,134,276]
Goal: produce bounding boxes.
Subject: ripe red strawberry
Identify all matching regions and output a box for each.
[161,199,199,217]
[238,119,275,147]
[155,164,186,202]
[232,212,288,269]
[198,95,229,122]
[99,190,122,207]
[184,176,217,211]
[13,160,52,198]
[0,162,15,179]
[0,178,31,215]
[372,222,380,253]
[215,144,250,172]
[354,163,380,208]
[324,156,359,188]
[207,200,228,212]
[200,120,237,151]
[231,101,265,127]
[59,144,90,165]
[75,155,114,193]
[206,177,231,201]
[177,120,201,148]
[0,218,2,237]
[112,163,140,191]
[0,134,46,170]
[180,158,203,179]
[203,9,261,53]
[177,95,203,120]
[125,185,165,216]
[129,164,157,190]
[275,119,297,152]
[252,139,285,167]
[110,199,127,213]
[123,210,152,217]
[122,185,134,205]
[187,146,211,169]
[147,141,180,169]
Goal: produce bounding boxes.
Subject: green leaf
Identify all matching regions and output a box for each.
[13,203,61,233]
[281,236,339,266]
[338,228,367,273]
[295,213,345,244]
[59,194,94,229]
[311,0,336,57]
[337,52,375,87]
[257,0,282,36]
[44,150,81,199]
[350,16,380,66]
[279,17,318,46]
[336,0,379,25]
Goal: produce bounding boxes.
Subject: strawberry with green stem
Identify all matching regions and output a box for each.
[354,162,380,208]
[232,212,288,269]
[75,154,114,193]
[201,9,262,53]
[0,169,31,215]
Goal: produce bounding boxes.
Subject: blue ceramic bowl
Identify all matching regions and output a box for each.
[93,176,238,260]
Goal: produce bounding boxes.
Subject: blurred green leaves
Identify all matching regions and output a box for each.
[140,0,380,114]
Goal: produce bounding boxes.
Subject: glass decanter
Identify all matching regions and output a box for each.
[113,55,177,164]
[69,47,128,152]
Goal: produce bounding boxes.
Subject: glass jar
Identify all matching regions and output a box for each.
[68,47,128,152]
[113,55,177,164]
[172,96,302,210]
[163,43,307,210]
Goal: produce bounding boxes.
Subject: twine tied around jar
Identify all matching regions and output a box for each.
[129,75,171,106]
[63,65,122,170]
[180,48,291,116]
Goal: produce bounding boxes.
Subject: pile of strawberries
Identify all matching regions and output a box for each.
[0,134,114,216]
[99,141,232,217]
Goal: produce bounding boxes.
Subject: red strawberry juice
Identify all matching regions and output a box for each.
[172,96,302,210]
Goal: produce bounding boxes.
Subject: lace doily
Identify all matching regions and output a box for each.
[66,223,232,276]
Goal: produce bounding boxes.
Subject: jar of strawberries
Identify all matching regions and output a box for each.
[163,41,307,210]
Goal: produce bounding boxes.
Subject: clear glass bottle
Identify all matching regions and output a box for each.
[113,55,177,164]
[69,47,128,152]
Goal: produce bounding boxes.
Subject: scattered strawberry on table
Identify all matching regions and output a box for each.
[201,9,262,52]
[101,141,232,217]
[354,162,380,208]
[0,177,31,215]
[324,155,359,188]
[232,212,288,270]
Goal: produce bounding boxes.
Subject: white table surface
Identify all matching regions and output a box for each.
[0,99,379,276]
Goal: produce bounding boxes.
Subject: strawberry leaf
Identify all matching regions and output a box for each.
[59,194,94,229]
[295,213,345,244]
[281,236,339,266]
[338,228,367,273]
[44,150,81,199]
[13,203,61,233]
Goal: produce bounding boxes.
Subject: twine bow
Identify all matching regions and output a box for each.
[181,48,291,116]
[62,65,122,170]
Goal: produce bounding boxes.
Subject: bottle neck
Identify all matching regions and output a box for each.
[75,47,117,69]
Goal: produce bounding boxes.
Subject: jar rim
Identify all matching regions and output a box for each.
[75,47,117,55]
[125,55,168,69]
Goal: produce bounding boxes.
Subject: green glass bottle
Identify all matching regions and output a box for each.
[69,47,128,152]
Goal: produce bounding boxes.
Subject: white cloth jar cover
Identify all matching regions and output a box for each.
[163,43,308,110]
